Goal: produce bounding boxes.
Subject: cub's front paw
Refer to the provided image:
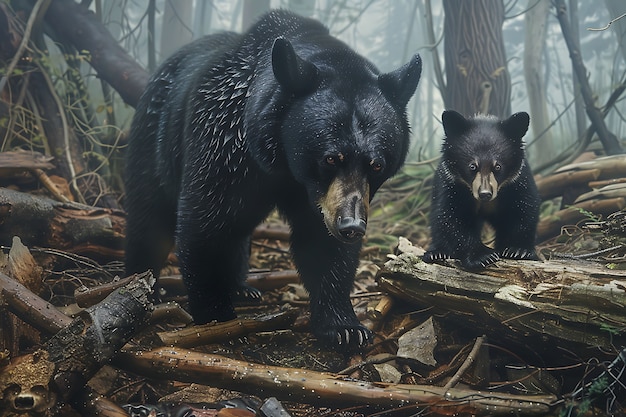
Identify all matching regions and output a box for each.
[461,248,500,270]
[315,324,372,351]
[500,247,539,260]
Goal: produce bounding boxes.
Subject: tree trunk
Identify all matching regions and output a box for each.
[43,0,149,108]
[442,0,510,118]
[554,0,623,155]
[524,0,554,167]
[570,0,587,141]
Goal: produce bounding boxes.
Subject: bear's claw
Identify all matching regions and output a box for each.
[233,283,262,301]
[317,325,372,350]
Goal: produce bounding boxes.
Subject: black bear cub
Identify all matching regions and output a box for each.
[124,10,422,350]
[423,110,540,270]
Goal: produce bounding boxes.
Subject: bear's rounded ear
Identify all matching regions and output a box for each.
[500,112,530,140]
[272,37,319,96]
[378,53,422,108]
[442,110,470,140]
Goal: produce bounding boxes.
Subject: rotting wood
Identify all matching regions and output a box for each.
[377,245,626,352]
[0,270,72,335]
[75,270,300,308]
[157,309,299,347]
[537,197,625,242]
[0,272,154,416]
[0,187,125,262]
[535,168,600,200]
[113,346,557,415]
[555,154,626,179]
[0,150,54,174]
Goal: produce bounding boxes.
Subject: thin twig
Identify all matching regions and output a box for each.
[33,59,85,204]
[588,12,626,31]
[444,335,486,389]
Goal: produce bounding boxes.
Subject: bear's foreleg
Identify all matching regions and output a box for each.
[285,205,371,350]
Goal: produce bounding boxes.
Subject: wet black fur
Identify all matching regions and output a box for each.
[124,10,421,350]
[423,110,540,270]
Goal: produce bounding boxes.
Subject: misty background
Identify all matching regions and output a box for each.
[91,0,626,174]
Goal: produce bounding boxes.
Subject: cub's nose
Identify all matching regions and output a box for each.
[479,190,493,201]
[337,217,366,241]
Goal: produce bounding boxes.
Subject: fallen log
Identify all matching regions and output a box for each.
[157,309,299,347]
[376,241,626,354]
[535,168,600,200]
[555,154,626,178]
[74,270,300,308]
[536,197,625,242]
[114,346,557,415]
[0,150,54,175]
[0,271,154,416]
[0,187,125,262]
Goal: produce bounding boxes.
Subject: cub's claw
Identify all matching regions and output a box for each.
[423,251,450,263]
[500,247,538,260]
[461,249,500,270]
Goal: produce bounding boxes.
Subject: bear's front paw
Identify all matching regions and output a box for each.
[232,283,262,302]
[500,247,538,260]
[461,248,500,270]
[316,324,373,351]
[422,251,450,263]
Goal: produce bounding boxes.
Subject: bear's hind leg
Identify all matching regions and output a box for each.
[125,191,176,278]
[230,236,262,303]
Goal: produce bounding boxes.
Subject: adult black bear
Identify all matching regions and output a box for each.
[124,10,422,350]
[423,110,540,270]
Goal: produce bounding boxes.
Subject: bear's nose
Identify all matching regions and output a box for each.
[337,217,366,241]
[479,190,493,201]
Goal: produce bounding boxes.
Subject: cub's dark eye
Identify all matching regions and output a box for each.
[469,162,478,171]
[494,162,501,171]
[370,159,383,173]
[325,156,336,166]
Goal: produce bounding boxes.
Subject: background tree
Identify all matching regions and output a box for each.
[442,0,511,118]
[524,0,554,167]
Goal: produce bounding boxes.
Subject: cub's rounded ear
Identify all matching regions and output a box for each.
[378,53,422,108]
[501,112,530,140]
[442,110,470,139]
[272,37,319,95]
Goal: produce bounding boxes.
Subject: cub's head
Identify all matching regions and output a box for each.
[269,38,421,242]
[441,110,530,202]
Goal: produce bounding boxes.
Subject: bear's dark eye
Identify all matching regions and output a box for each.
[494,162,501,171]
[469,162,478,171]
[325,156,337,165]
[370,160,383,173]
